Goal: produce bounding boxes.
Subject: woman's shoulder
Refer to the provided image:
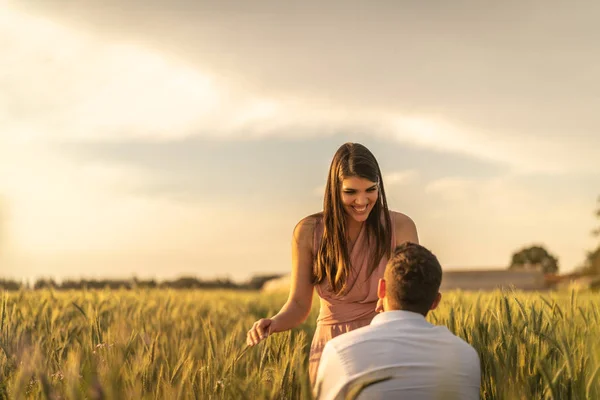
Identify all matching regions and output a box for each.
[295,212,322,228]
[389,210,414,225]
[389,210,418,243]
[292,212,322,244]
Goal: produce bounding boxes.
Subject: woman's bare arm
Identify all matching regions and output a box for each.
[270,217,316,332]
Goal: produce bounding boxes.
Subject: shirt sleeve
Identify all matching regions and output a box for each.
[313,342,350,400]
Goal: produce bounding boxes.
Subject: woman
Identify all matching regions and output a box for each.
[246,142,419,385]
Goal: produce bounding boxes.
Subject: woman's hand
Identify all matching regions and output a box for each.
[246,318,275,346]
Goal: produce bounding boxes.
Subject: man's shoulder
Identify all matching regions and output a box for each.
[443,328,477,350]
[324,318,480,364]
[437,327,480,360]
[325,323,377,353]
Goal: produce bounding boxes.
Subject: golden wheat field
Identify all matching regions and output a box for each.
[0,288,598,400]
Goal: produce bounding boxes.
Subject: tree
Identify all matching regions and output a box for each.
[509,245,559,274]
[580,196,600,276]
[583,247,600,276]
[594,195,600,237]
[246,274,284,290]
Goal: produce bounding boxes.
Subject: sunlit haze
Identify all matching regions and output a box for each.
[1,1,599,283]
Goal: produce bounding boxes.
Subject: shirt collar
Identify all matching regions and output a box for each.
[371,310,427,326]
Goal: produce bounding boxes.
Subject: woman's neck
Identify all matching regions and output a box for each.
[345,217,365,244]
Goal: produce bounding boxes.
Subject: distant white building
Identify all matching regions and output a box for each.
[549,274,600,291]
[440,269,546,291]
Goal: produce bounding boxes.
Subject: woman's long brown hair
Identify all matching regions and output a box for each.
[313,143,392,296]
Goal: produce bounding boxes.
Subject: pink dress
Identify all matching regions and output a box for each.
[309,214,396,385]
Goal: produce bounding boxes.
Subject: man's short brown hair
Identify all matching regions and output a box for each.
[384,242,443,315]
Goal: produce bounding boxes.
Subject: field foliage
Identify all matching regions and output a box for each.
[0,289,598,399]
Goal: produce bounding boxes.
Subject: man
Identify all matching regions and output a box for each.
[314,242,481,400]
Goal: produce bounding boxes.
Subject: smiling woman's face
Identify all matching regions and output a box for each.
[340,176,379,223]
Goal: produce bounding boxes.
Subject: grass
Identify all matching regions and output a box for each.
[0,288,598,399]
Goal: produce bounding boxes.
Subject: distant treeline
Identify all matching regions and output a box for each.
[0,274,283,292]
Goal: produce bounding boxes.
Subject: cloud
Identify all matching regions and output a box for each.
[1,10,233,142]
[3,5,600,176]
[1,8,380,143]
[425,177,474,202]
[385,170,420,186]
[424,175,538,215]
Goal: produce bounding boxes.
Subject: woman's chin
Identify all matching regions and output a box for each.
[354,215,370,222]
[346,209,371,222]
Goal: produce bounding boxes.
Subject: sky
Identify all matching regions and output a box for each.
[1,1,599,283]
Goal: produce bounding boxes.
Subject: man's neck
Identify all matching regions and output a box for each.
[383,302,427,317]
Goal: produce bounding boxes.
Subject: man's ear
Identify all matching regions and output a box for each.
[377,278,386,300]
[430,292,442,311]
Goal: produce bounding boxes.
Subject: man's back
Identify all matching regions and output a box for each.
[314,310,481,400]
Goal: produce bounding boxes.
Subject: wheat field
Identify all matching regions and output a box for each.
[0,288,598,399]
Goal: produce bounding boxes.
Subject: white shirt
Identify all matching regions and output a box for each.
[314,310,480,400]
